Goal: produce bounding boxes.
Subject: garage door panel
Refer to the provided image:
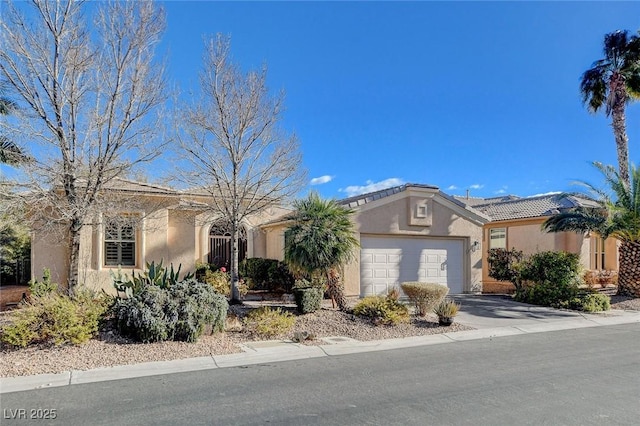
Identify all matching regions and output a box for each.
[360,236,464,297]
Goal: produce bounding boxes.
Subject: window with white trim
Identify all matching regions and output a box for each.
[489,228,506,249]
[104,219,136,267]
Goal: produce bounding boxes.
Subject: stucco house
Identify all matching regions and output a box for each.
[30,179,292,294]
[30,180,617,298]
[261,184,489,297]
[455,193,619,293]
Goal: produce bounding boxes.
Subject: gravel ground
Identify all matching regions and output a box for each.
[3,295,638,379]
[0,301,470,378]
[610,295,640,311]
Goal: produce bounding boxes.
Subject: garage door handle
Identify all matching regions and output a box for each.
[441,260,447,271]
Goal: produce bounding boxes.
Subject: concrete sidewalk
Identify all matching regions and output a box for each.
[2,295,639,394]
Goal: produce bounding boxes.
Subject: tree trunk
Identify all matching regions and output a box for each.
[610,74,631,188]
[67,218,82,293]
[617,240,640,297]
[229,221,242,304]
[326,268,348,311]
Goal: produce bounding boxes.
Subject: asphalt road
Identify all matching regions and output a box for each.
[2,324,640,426]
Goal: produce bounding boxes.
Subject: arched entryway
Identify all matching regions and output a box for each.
[208,221,247,269]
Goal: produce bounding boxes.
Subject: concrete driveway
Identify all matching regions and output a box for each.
[452,294,591,329]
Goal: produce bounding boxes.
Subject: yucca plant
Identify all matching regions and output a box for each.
[543,162,640,297]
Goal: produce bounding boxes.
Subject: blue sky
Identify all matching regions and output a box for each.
[6,1,640,200]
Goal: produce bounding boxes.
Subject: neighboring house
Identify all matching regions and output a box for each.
[31,179,291,293]
[455,193,619,293]
[261,184,489,297]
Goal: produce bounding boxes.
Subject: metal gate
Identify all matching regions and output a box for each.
[208,223,247,269]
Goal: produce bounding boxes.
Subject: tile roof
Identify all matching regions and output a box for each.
[338,183,438,208]
[101,178,177,195]
[459,193,599,221]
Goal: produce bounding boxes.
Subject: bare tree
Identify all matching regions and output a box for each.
[0,0,167,291]
[180,35,306,304]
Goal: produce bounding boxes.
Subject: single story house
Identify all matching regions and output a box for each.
[455,193,619,293]
[30,180,617,297]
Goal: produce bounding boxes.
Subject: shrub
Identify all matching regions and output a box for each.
[434,298,460,318]
[113,279,228,343]
[353,295,409,325]
[292,279,324,314]
[242,306,295,338]
[292,286,324,314]
[400,282,449,316]
[29,268,59,297]
[201,269,248,299]
[170,279,228,341]
[0,290,110,348]
[239,258,295,292]
[569,293,611,312]
[487,248,525,292]
[515,251,582,307]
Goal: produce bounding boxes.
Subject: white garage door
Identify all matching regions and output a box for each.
[360,236,464,297]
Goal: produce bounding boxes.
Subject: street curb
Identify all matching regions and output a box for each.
[2,313,640,394]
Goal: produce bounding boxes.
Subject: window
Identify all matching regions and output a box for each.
[590,236,606,270]
[489,228,506,249]
[104,219,136,266]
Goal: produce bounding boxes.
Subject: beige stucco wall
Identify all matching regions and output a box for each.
[261,190,485,296]
[481,218,618,293]
[349,191,485,294]
[30,225,70,289]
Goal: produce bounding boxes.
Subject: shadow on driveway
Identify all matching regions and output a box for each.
[451,294,584,329]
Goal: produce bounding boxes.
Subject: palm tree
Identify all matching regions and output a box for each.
[580,30,640,188]
[284,192,359,311]
[543,162,640,297]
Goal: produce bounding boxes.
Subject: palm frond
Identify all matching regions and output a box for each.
[284,192,359,277]
[544,162,640,243]
[542,207,608,236]
[580,66,608,113]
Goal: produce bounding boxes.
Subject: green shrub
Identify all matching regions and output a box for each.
[113,285,173,343]
[292,280,324,314]
[353,295,409,325]
[515,251,582,307]
[0,290,110,348]
[29,268,59,297]
[170,279,228,341]
[113,279,228,343]
[400,282,449,316]
[487,248,525,291]
[201,269,248,298]
[242,306,295,338]
[569,293,611,312]
[239,258,294,292]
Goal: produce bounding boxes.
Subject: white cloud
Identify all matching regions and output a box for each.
[446,185,458,190]
[340,178,404,197]
[469,184,484,190]
[310,175,334,185]
[494,189,506,194]
[529,191,562,197]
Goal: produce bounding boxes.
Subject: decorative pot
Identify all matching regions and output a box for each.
[438,316,454,326]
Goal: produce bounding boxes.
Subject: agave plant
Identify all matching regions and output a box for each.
[543,162,640,297]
